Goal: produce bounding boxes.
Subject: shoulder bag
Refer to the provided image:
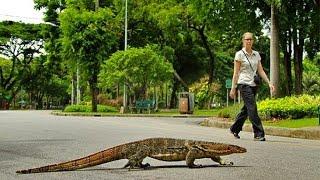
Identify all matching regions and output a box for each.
[241,50,261,86]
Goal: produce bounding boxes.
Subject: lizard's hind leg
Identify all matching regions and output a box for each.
[123,145,151,169]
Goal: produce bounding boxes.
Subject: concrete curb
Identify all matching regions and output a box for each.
[201,117,320,140]
[51,111,208,118]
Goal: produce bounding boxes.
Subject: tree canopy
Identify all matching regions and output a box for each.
[0,0,318,110]
[99,45,174,100]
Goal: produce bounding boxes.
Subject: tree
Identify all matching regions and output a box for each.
[269,1,281,98]
[305,1,320,61]
[0,21,44,106]
[280,0,319,94]
[99,45,174,102]
[127,0,263,107]
[302,58,320,95]
[59,2,120,112]
[257,0,320,95]
[34,0,66,70]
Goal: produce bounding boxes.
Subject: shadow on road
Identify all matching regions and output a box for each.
[81,164,251,172]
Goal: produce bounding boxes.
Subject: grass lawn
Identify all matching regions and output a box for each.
[263,118,319,128]
[152,108,220,116]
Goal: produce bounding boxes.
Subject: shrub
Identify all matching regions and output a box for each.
[258,94,320,119]
[217,103,243,118]
[97,94,122,107]
[64,104,118,113]
[189,76,221,109]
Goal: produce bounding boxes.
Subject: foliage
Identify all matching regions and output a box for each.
[0,21,44,92]
[60,7,119,67]
[99,45,174,99]
[63,104,118,112]
[59,2,120,111]
[189,76,221,109]
[302,58,320,95]
[2,0,319,110]
[97,94,122,107]
[258,94,320,119]
[216,103,243,119]
[20,55,69,109]
[302,73,320,96]
[188,49,234,108]
[0,57,12,78]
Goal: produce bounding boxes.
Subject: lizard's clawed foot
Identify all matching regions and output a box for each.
[220,160,234,166]
[188,164,203,168]
[141,163,150,168]
[124,162,150,169]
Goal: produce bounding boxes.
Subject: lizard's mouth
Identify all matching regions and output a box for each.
[235,146,247,153]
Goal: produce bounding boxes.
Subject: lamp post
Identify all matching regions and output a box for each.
[123,0,128,109]
[125,0,128,51]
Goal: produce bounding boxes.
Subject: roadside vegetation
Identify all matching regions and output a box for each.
[61,94,319,128]
[1,1,319,130]
[216,94,320,128]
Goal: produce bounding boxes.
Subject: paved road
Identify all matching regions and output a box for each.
[1,111,319,180]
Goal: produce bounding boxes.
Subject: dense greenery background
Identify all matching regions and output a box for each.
[0,0,319,114]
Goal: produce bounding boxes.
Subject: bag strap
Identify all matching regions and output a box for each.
[241,50,256,73]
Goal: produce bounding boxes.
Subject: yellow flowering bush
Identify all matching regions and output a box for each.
[258,94,320,119]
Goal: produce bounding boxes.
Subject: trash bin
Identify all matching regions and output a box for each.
[178,92,194,114]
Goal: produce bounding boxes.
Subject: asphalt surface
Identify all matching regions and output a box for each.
[1,110,320,180]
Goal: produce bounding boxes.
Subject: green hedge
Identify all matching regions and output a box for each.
[63,104,118,113]
[217,103,243,119]
[258,94,320,119]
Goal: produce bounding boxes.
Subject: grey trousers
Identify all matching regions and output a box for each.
[230,84,265,138]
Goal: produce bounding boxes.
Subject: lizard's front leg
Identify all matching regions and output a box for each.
[211,156,233,166]
[124,145,151,169]
[186,147,203,168]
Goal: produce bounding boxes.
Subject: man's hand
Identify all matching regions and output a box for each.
[229,88,236,99]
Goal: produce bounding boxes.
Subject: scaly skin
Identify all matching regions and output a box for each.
[16,137,246,174]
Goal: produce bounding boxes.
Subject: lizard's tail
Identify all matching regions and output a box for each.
[16,145,123,174]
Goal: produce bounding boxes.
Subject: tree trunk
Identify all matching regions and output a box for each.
[71,72,77,105]
[189,24,215,85]
[90,0,100,112]
[90,68,98,112]
[95,0,99,10]
[270,5,280,97]
[169,80,178,109]
[282,28,293,96]
[292,28,304,94]
[173,70,189,91]
[283,51,293,95]
[90,81,98,112]
[293,44,303,95]
[198,26,215,85]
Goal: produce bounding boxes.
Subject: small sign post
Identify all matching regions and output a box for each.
[225,79,232,107]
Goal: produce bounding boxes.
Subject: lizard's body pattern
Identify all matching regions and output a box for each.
[16,137,246,174]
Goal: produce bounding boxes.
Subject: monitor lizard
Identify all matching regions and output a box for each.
[16,137,246,174]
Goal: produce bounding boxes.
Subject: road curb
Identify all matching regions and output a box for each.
[51,111,208,118]
[201,118,320,140]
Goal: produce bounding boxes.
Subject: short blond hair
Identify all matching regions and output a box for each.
[242,32,253,40]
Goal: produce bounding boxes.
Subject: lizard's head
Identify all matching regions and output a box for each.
[200,143,247,155]
[226,144,247,154]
